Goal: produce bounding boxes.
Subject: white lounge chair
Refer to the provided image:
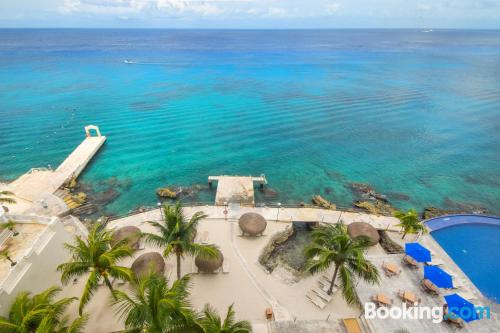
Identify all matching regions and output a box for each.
[452,278,467,289]
[427,258,445,266]
[459,290,477,301]
[306,291,327,309]
[312,288,333,303]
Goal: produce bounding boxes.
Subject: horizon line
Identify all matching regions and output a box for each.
[1,27,500,31]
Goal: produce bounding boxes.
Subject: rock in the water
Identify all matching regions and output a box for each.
[263,188,279,198]
[387,192,411,201]
[443,198,488,214]
[93,188,119,205]
[312,195,336,210]
[354,200,395,216]
[349,182,389,203]
[156,187,177,199]
[422,204,488,220]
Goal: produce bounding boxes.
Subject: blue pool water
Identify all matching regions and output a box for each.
[432,224,500,303]
[1,29,500,215]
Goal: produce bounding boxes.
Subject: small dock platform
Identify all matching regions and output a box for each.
[209,175,267,205]
[6,125,106,203]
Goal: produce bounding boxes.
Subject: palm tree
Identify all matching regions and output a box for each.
[111,272,201,333]
[0,190,16,212]
[304,224,379,303]
[394,209,427,239]
[143,202,219,279]
[200,304,252,333]
[0,247,16,266]
[57,222,135,315]
[0,286,88,333]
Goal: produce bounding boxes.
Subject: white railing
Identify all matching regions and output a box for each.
[5,214,52,224]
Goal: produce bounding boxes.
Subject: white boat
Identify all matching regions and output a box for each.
[123,59,134,64]
[422,29,433,33]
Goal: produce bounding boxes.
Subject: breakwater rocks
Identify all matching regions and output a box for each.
[156,184,210,201]
[349,182,396,216]
[65,177,130,218]
[259,226,295,273]
[259,222,313,275]
[350,183,389,203]
[422,204,488,220]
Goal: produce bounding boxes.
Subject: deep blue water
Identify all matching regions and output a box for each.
[0,29,499,215]
[432,224,500,303]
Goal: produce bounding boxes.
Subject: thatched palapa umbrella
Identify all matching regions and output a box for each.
[132,252,165,277]
[347,222,380,246]
[112,226,142,249]
[195,249,223,273]
[238,212,267,236]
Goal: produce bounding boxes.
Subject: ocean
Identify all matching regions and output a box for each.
[0,29,499,216]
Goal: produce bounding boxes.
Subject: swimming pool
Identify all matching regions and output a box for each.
[428,215,500,303]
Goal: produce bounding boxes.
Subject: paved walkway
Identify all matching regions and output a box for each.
[229,221,292,321]
[109,205,401,232]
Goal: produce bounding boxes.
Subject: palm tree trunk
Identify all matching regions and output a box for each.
[402,231,407,239]
[328,265,340,295]
[176,252,181,280]
[104,276,117,299]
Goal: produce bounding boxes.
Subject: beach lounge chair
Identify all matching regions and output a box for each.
[318,278,338,294]
[312,287,333,303]
[403,255,419,268]
[320,275,339,287]
[342,318,362,333]
[306,291,327,309]
[382,262,401,276]
[426,258,445,266]
[452,278,467,289]
[458,290,477,301]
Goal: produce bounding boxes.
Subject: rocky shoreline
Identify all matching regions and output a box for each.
[67,175,491,223]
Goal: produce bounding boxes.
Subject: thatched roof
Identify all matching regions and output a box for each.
[195,249,223,273]
[131,252,165,277]
[238,212,267,236]
[347,222,380,246]
[112,226,142,249]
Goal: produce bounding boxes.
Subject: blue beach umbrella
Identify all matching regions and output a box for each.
[424,266,454,288]
[405,243,432,262]
[444,294,479,322]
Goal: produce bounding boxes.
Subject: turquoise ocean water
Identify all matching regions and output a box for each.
[0,29,499,215]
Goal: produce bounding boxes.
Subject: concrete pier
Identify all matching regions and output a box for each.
[209,175,267,205]
[1,126,106,214]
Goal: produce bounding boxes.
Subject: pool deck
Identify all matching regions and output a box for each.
[425,214,500,231]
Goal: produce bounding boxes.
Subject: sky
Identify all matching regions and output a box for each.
[0,0,500,29]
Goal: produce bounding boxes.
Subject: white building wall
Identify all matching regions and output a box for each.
[0,216,85,315]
